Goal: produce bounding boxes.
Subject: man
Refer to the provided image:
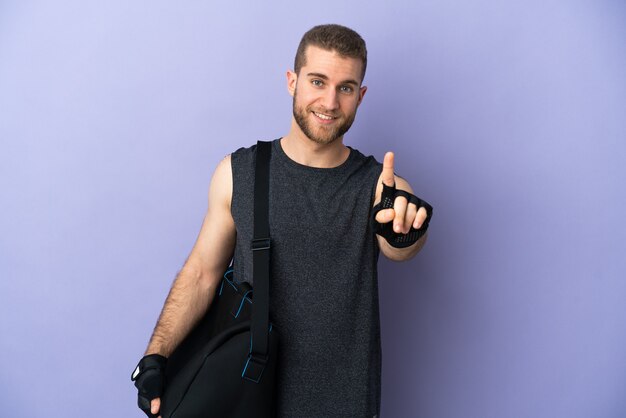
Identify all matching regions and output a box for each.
[133,24,432,417]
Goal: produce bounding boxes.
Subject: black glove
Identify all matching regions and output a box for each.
[131,354,167,418]
[372,182,433,248]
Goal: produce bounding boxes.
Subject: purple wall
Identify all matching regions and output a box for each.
[1,1,624,417]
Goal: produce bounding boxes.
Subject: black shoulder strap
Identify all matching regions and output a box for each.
[249,140,272,365]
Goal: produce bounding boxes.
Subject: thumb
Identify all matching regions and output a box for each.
[382,152,395,187]
[375,208,395,224]
[151,397,161,415]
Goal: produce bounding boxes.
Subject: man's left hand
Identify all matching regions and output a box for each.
[375,151,430,234]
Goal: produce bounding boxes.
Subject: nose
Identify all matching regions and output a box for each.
[320,88,339,111]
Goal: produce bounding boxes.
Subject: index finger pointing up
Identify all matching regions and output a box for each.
[382,151,395,187]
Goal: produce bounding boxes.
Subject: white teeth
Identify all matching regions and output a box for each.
[314,112,334,120]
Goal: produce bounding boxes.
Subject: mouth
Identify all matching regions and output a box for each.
[312,111,338,123]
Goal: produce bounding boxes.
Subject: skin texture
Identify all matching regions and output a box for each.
[143,45,428,417]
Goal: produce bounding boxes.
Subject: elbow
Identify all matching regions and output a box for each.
[178,262,220,293]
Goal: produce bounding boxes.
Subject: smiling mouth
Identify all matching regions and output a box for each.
[312,111,337,121]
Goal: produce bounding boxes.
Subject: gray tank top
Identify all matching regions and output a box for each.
[231,138,383,417]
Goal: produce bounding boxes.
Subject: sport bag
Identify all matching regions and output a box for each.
[160,140,278,417]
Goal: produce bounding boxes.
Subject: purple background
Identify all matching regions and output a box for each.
[1,1,625,417]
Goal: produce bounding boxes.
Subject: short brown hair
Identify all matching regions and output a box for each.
[294,24,368,83]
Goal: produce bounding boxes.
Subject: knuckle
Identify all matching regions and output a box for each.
[394,202,407,214]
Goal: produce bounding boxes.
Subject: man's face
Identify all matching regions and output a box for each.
[288,46,367,145]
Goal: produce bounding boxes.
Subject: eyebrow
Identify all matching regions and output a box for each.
[306,72,360,86]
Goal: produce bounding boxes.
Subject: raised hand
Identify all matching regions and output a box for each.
[375,152,430,235]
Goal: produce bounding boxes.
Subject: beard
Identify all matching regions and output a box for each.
[292,88,356,145]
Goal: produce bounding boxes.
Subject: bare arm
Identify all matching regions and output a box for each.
[373,152,429,262]
[145,155,236,357]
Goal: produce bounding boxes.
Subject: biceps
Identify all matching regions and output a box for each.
[187,206,236,279]
[185,156,236,282]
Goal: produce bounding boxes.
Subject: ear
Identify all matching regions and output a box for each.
[357,85,368,106]
[286,70,297,97]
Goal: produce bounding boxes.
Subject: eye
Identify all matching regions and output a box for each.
[340,85,354,94]
[311,79,324,87]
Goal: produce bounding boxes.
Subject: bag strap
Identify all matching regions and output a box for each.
[245,140,272,380]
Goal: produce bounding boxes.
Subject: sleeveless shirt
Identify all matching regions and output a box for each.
[230,138,383,417]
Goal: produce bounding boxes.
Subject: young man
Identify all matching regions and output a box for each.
[133,24,432,417]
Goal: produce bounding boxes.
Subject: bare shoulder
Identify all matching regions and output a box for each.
[209,154,233,209]
[184,154,236,281]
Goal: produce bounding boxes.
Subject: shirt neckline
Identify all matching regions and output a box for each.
[272,138,355,173]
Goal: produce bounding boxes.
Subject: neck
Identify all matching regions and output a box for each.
[281,119,350,168]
